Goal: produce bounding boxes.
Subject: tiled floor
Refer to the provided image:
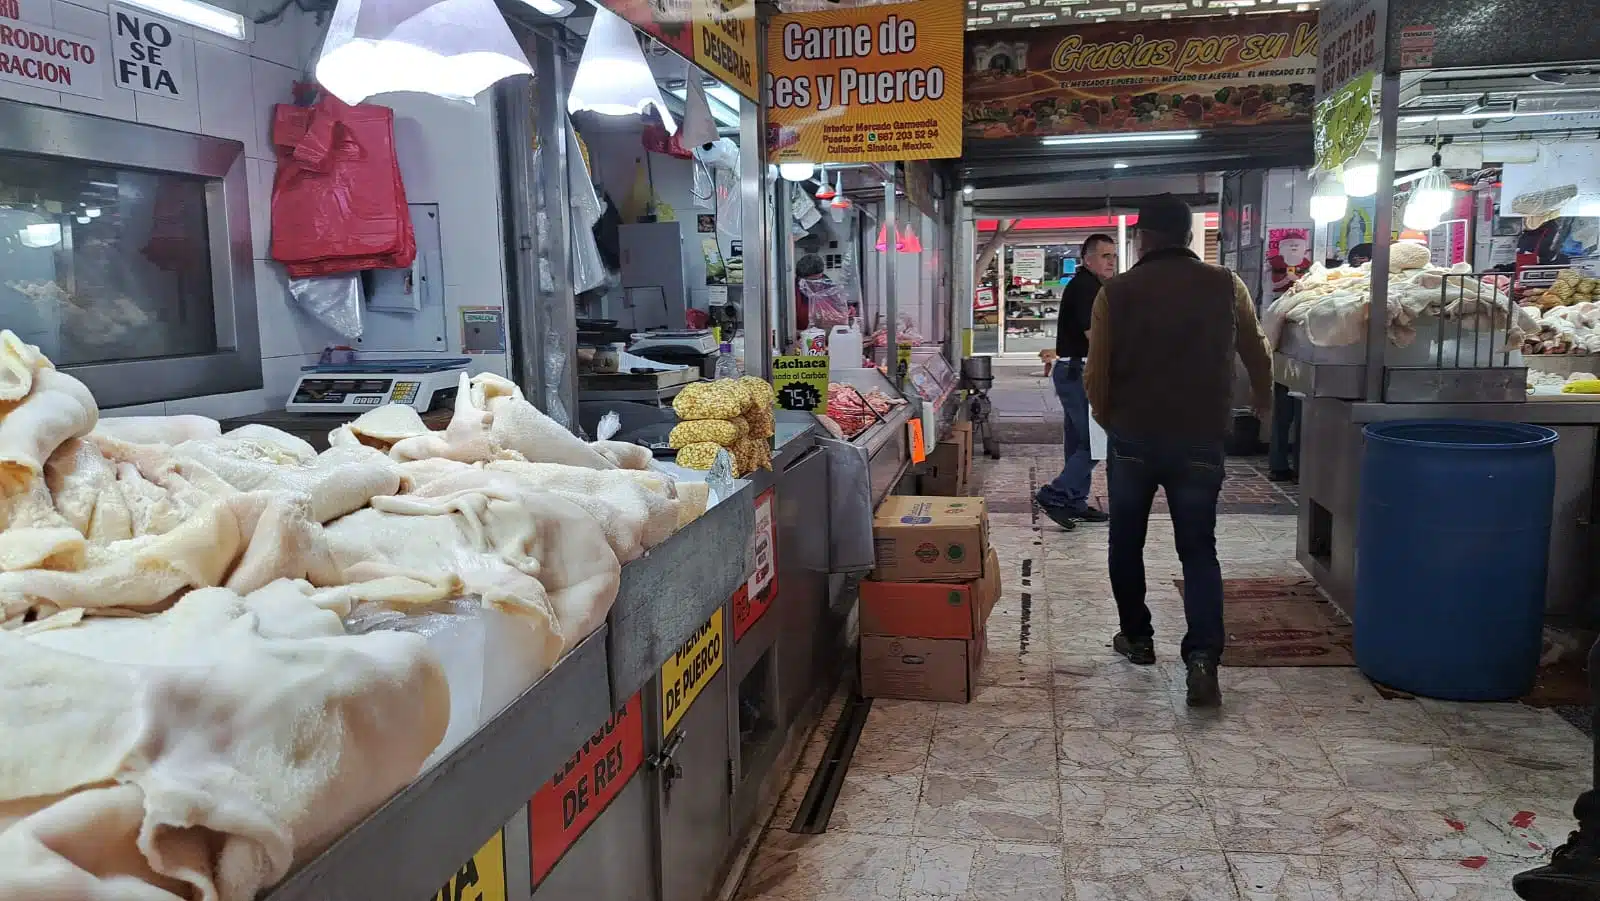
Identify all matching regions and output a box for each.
[738,375,1591,900]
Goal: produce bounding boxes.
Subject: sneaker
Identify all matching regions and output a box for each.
[1038,503,1077,531]
[1112,633,1155,665]
[1070,507,1109,523]
[1267,469,1296,483]
[1515,830,1600,900]
[1186,657,1222,708]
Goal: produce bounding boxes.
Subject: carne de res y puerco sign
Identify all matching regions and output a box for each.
[964,12,1317,141]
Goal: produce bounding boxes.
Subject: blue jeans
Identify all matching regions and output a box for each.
[1107,435,1227,662]
[1038,359,1095,512]
[1268,382,1300,473]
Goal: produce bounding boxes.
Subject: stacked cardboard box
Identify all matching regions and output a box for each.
[918,421,972,496]
[859,496,999,702]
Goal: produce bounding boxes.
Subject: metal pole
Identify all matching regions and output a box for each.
[773,178,795,348]
[953,193,972,365]
[532,32,579,427]
[1365,73,1400,403]
[1117,214,1128,272]
[740,85,771,377]
[884,179,899,387]
[494,73,543,405]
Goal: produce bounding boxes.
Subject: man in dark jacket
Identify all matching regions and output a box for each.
[1086,195,1272,707]
[1036,233,1117,531]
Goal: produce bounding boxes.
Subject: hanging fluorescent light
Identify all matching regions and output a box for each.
[1309,176,1348,224]
[1112,161,1130,169]
[1040,130,1199,146]
[1398,107,1600,124]
[316,0,532,104]
[568,7,675,131]
[1341,148,1379,197]
[779,162,815,182]
[114,0,248,39]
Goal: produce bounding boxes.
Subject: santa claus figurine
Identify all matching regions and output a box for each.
[1268,230,1312,297]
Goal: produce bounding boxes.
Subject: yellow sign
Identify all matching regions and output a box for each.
[896,344,912,381]
[693,0,759,102]
[431,831,506,901]
[661,610,725,737]
[767,0,965,163]
[771,355,830,413]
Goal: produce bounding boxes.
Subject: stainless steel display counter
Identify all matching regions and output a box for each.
[1298,396,1600,624]
[258,417,851,901]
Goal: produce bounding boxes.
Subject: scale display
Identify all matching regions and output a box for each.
[291,378,395,405]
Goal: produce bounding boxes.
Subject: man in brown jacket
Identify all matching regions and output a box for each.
[1085,194,1272,707]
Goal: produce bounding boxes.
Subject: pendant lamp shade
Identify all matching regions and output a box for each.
[901,225,923,253]
[1309,176,1348,224]
[829,173,849,208]
[894,225,907,252]
[875,223,888,252]
[680,77,717,148]
[315,0,531,104]
[815,170,835,200]
[569,7,676,132]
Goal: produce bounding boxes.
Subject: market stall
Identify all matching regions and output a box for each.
[1290,0,1600,622]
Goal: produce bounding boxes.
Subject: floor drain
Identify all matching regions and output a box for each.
[789,693,872,834]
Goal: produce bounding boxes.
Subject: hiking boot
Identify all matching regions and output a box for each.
[1038,503,1077,531]
[1112,633,1156,666]
[1186,656,1222,708]
[1515,829,1600,900]
[1071,506,1110,523]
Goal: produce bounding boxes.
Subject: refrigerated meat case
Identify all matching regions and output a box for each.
[252,8,877,901]
[1287,1,1600,626]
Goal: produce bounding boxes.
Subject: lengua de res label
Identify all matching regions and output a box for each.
[529,694,644,887]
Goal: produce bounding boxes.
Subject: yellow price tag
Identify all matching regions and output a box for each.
[431,831,505,901]
[771,355,829,413]
[661,610,725,737]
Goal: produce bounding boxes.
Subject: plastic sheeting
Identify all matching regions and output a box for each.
[288,274,364,338]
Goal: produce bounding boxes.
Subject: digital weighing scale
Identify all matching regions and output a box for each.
[628,329,719,377]
[285,359,469,414]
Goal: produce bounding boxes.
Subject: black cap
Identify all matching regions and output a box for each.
[1134,193,1192,241]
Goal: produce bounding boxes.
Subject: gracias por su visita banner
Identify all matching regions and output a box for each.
[766,0,964,164]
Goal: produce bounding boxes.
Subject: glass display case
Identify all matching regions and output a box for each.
[0,100,260,409]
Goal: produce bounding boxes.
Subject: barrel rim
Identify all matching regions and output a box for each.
[1363,418,1559,451]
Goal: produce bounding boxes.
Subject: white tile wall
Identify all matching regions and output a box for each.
[11,0,510,417]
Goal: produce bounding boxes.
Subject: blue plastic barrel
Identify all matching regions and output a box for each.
[1354,419,1558,701]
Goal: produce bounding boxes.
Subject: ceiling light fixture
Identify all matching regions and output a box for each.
[316,0,532,104]
[779,162,815,181]
[567,7,675,130]
[115,0,248,39]
[1041,130,1200,146]
[1113,161,1130,169]
[1398,106,1600,124]
[517,0,572,15]
[1309,175,1348,224]
[963,184,975,195]
[1341,148,1380,197]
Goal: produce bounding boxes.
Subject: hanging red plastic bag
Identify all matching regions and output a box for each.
[269,89,415,277]
[641,122,695,160]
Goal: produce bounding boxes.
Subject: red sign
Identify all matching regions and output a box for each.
[529,694,644,887]
[734,488,777,641]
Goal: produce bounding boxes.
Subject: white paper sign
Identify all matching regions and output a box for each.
[111,6,187,98]
[1011,247,1046,281]
[0,18,104,98]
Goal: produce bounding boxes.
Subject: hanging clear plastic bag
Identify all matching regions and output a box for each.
[288,272,363,338]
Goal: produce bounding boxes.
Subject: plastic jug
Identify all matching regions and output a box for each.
[828,325,863,371]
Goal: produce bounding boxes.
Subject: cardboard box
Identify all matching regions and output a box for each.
[919,440,964,496]
[859,629,986,702]
[871,496,988,582]
[860,547,1001,640]
[948,421,973,483]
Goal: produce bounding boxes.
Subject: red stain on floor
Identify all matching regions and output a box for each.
[1460,857,1489,870]
[1511,811,1538,829]
[1444,817,1466,832]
